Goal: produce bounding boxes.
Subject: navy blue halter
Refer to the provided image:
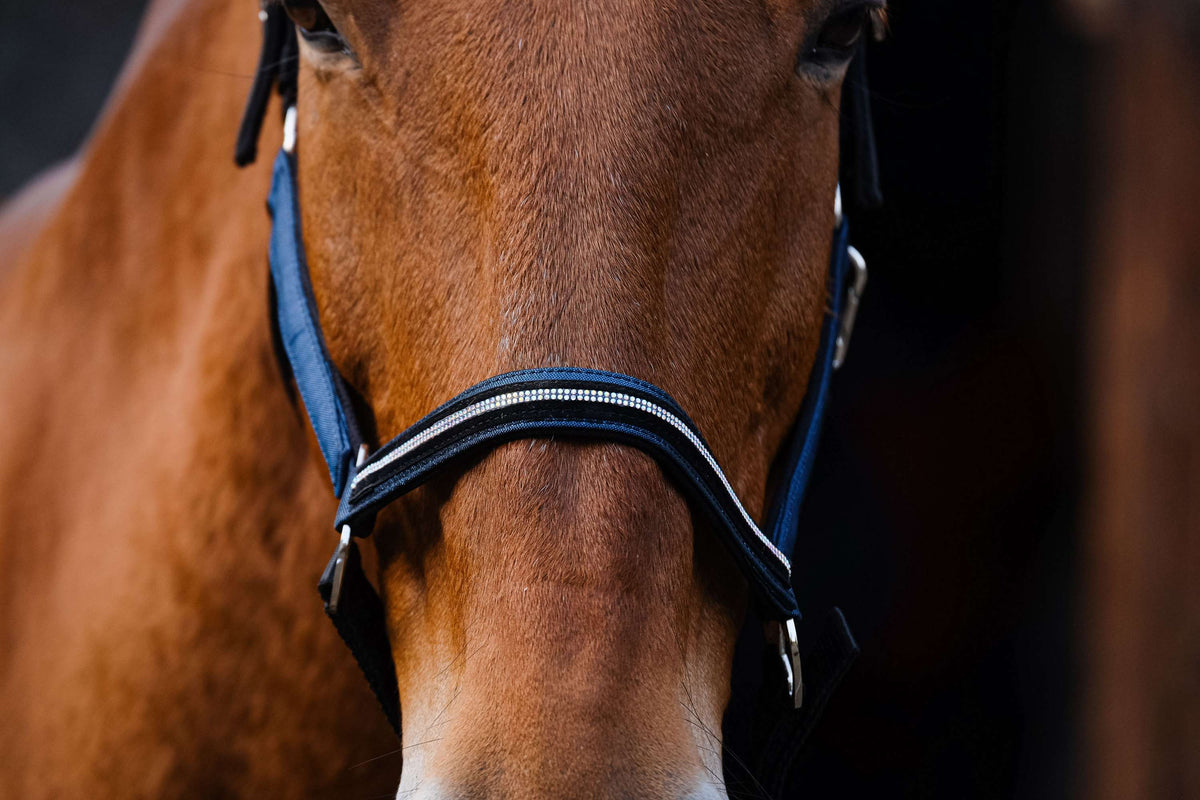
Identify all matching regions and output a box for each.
[267,145,863,624]
[239,4,872,774]
[263,141,865,739]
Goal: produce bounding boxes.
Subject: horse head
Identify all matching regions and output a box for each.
[253,0,880,795]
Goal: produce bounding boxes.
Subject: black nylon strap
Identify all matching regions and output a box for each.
[754,608,860,796]
[234,4,297,168]
[839,45,883,211]
[318,541,402,736]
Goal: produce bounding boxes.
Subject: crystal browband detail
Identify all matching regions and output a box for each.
[348,383,790,571]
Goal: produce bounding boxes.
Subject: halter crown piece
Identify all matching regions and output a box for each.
[237,3,876,783]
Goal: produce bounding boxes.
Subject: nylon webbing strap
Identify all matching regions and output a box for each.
[336,367,801,619]
[754,608,860,796]
[267,151,361,496]
[840,45,883,210]
[765,221,850,558]
[234,3,296,168]
[317,540,401,734]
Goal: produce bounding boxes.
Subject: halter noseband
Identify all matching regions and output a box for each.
[239,3,875,785]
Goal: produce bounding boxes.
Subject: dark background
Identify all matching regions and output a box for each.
[795,2,1088,797]
[0,2,1098,798]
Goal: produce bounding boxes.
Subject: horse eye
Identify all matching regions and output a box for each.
[802,3,879,70]
[821,7,868,51]
[280,0,348,53]
[281,0,331,33]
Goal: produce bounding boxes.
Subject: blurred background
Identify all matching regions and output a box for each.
[3,0,1197,798]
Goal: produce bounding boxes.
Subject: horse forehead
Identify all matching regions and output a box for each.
[356,0,791,107]
[307,0,828,408]
[371,0,782,44]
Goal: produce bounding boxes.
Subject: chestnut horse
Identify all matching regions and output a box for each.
[0,0,879,796]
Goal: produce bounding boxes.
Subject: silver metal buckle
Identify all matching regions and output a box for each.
[327,526,353,614]
[326,444,370,614]
[283,106,298,155]
[769,618,804,710]
[833,245,867,370]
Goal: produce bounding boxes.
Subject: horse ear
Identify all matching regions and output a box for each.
[839,43,883,211]
[235,4,299,167]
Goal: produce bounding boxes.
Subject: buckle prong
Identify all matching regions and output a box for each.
[325,444,370,614]
[769,618,804,710]
[282,106,297,154]
[327,525,353,614]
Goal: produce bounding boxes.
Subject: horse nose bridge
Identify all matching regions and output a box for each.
[469,438,698,578]
[381,439,738,800]
[429,439,710,683]
[484,159,683,370]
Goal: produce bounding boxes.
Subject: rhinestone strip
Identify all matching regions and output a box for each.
[349,386,790,572]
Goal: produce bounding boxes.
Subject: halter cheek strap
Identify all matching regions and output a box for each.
[267,150,364,495]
